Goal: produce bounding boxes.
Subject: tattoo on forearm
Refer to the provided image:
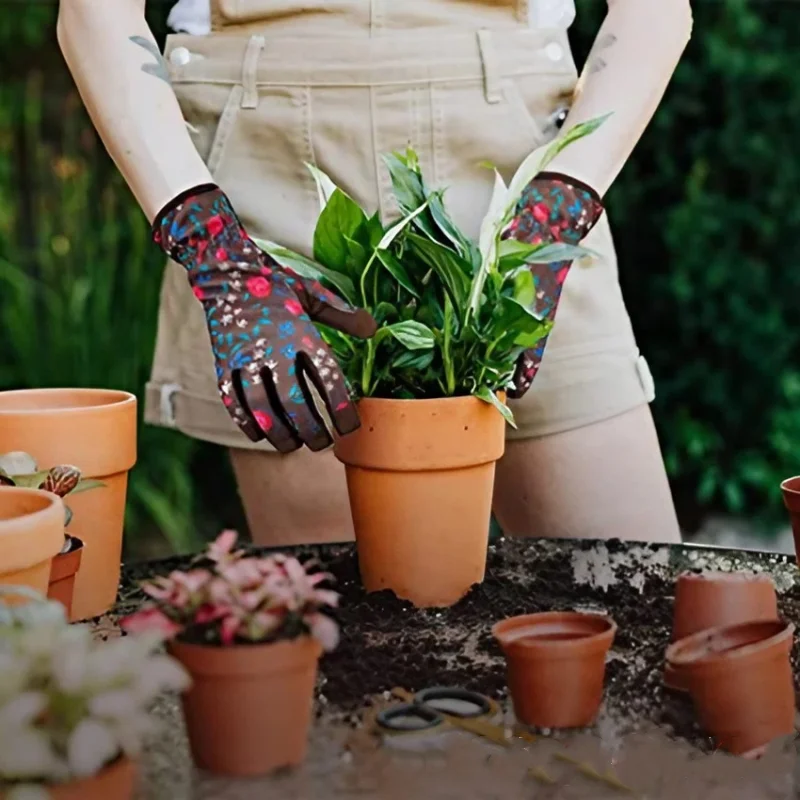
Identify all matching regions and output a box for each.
[587,33,617,75]
[130,36,171,85]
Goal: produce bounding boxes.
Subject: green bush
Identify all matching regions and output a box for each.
[572,0,800,527]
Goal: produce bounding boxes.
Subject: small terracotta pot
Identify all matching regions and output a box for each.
[334,395,506,608]
[666,619,796,756]
[665,571,779,692]
[780,476,800,566]
[492,611,617,728]
[168,637,322,776]
[0,388,137,620]
[47,536,84,620]
[4,757,137,800]
[0,487,65,599]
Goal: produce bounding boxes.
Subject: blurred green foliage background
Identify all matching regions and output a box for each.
[0,0,797,554]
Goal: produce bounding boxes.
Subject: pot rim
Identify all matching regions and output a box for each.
[352,392,506,409]
[0,487,65,571]
[168,634,323,678]
[666,618,794,669]
[675,569,774,585]
[492,611,617,658]
[0,388,136,416]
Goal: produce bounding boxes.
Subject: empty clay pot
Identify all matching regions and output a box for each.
[492,611,617,728]
[0,388,137,620]
[168,637,322,776]
[666,619,796,756]
[48,536,85,620]
[0,757,137,800]
[0,487,65,599]
[334,395,505,608]
[780,476,800,566]
[665,571,779,692]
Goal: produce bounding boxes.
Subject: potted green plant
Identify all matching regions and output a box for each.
[253,117,606,608]
[121,531,340,777]
[0,452,104,620]
[0,585,189,800]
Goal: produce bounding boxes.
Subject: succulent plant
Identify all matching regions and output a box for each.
[0,452,105,545]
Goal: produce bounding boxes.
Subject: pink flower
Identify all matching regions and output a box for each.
[192,286,205,301]
[120,607,182,639]
[308,613,340,651]
[207,530,239,563]
[207,215,224,237]
[194,603,231,626]
[247,276,271,298]
[253,410,272,432]
[220,615,241,646]
[532,202,550,224]
[284,298,303,316]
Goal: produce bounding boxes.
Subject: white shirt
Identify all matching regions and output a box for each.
[167,0,576,35]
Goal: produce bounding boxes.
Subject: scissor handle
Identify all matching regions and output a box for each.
[414,687,493,719]
[375,702,444,733]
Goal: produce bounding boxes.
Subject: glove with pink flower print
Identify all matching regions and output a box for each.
[502,172,604,399]
[152,184,377,453]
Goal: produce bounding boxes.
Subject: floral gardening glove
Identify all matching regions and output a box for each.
[501,172,604,399]
[153,185,377,453]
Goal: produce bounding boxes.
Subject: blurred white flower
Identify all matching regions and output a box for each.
[0,725,63,781]
[0,692,47,727]
[67,719,118,778]
[134,654,190,700]
[6,784,51,800]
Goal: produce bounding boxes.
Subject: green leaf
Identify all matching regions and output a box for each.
[405,233,471,308]
[474,385,516,428]
[497,239,598,269]
[313,189,368,274]
[382,320,436,350]
[371,302,400,324]
[253,239,357,304]
[378,200,431,249]
[512,270,536,308]
[11,470,49,489]
[70,478,106,495]
[478,168,509,262]
[305,162,340,211]
[376,250,420,298]
[393,349,435,370]
[539,114,613,172]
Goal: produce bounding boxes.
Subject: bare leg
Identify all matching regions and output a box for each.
[493,405,681,543]
[229,448,354,547]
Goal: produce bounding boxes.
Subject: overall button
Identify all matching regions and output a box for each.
[545,42,564,62]
[169,47,192,66]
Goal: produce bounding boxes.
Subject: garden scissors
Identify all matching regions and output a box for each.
[375,686,505,748]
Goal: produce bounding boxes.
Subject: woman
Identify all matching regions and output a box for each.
[57,0,692,547]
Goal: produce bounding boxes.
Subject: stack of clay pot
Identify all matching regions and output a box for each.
[664,571,795,757]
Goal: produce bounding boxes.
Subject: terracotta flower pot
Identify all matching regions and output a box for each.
[665,571,779,692]
[780,476,800,566]
[0,757,137,800]
[492,611,617,728]
[47,536,85,620]
[0,487,65,599]
[334,395,506,608]
[666,619,796,756]
[0,388,137,620]
[168,637,322,776]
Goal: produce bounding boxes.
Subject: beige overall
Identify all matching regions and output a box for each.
[145,0,656,453]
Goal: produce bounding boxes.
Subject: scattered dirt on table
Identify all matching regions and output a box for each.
[121,538,800,754]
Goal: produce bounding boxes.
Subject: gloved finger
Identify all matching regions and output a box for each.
[217,373,264,443]
[268,365,333,452]
[297,350,360,437]
[291,275,377,339]
[232,370,303,454]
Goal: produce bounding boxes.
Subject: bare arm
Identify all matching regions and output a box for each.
[547,0,693,195]
[57,0,213,222]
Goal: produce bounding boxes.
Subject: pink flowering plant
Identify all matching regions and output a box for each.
[121,531,340,651]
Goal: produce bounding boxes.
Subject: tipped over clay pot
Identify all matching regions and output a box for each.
[492,611,617,729]
[0,388,137,620]
[48,536,85,620]
[335,395,505,608]
[780,476,800,567]
[0,487,65,599]
[664,571,779,692]
[666,618,796,756]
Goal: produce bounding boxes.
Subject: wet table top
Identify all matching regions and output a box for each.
[102,537,800,798]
